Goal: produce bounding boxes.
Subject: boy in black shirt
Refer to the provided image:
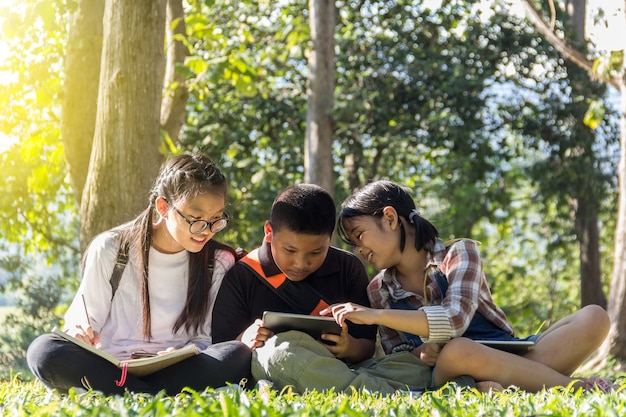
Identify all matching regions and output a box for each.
[212,184,434,393]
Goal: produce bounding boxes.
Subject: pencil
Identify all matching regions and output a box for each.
[81,294,92,328]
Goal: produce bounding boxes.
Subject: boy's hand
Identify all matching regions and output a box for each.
[238,319,274,349]
[320,323,352,359]
[321,324,375,363]
[411,343,441,367]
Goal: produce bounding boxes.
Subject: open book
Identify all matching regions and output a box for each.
[52,328,200,377]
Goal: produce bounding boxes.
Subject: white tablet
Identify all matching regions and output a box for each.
[262,311,342,339]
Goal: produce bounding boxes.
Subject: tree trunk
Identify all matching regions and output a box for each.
[576,199,607,308]
[61,0,105,205]
[79,0,167,249]
[566,0,606,309]
[565,0,585,40]
[606,75,626,363]
[160,0,189,147]
[304,0,335,196]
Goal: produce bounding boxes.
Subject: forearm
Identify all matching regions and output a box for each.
[370,308,430,337]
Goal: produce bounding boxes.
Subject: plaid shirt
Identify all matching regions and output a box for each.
[367,238,514,354]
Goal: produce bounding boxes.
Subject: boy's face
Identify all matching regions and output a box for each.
[264,221,331,282]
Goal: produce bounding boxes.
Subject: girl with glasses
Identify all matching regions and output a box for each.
[27,153,251,395]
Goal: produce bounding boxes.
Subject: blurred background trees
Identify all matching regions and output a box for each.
[0,0,621,375]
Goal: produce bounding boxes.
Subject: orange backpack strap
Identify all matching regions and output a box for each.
[239,250,288,289]
[239,250,330,316]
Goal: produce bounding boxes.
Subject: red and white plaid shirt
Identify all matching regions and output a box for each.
[367,238,514,354]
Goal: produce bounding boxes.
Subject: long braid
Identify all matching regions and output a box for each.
[140,197,156,339]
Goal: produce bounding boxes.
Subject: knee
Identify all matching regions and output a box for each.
[580,305,610,338]
[220,341,252,367]
[26,334,52,373]
[439,337,478,363]
[26,334,65,386]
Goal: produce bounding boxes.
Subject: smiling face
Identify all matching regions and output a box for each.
[153,193,226,254]
[341,213,403,271]
[264,221,331,282]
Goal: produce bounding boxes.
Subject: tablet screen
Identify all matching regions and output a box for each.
[262,311,342,340]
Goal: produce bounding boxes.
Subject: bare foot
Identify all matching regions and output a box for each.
[476,381,504,392]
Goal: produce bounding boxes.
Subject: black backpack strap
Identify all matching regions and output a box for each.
[239,250,331,315]
[110,242,129,300]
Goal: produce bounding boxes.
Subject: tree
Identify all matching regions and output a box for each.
[77,0,167,248]
[160,0,189,147]
[500,0,612,309]
[304,0,335,195]
[61,0,104,205]
[520,0,626,366]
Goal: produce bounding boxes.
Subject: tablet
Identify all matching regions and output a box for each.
[262,311,342,339]
[475,340,535,354]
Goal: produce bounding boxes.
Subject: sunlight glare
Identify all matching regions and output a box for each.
[587,1,626,52]
[0,0,19,152]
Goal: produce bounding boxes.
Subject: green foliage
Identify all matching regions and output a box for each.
[2,378,626,417]
[0,0,620,380]
[180,0,310,249]
[0,0,80,374]
[592,50,624,83]
[175,0,616,331]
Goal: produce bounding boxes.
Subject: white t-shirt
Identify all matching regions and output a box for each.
[63,231,234,360]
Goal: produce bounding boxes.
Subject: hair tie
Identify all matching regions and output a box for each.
[408,209,418,224]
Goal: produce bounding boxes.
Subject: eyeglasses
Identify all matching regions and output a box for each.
[172,207,229,234]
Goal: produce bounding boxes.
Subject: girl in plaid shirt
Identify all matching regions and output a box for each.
[322,180,612,392]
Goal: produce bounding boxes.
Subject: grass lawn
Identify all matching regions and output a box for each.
[1,376,625,416]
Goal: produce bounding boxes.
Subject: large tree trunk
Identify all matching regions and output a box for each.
[576,200,607,308]
[160,0,189,146]
[61,0,105,205]
[304,0,335,196]
[566,0,606,309]
[79,0,167,249]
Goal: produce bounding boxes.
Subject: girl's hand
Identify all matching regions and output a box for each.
[239,318,274,349]
[320,323,352,359]
[411,343,441,367]
[157,347,177,355]
[71,324,101,347]
[320,302,377,326]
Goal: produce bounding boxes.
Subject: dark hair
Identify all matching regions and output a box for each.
[269,184,336,236]
[338,180,439,253]
[111,153,236,339]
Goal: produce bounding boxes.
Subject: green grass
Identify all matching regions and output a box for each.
[2,375,626,417]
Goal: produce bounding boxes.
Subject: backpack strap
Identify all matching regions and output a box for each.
[110,242,129,300]
[239,249,330,316]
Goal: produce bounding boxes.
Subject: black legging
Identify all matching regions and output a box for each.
[26,333,252,395]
